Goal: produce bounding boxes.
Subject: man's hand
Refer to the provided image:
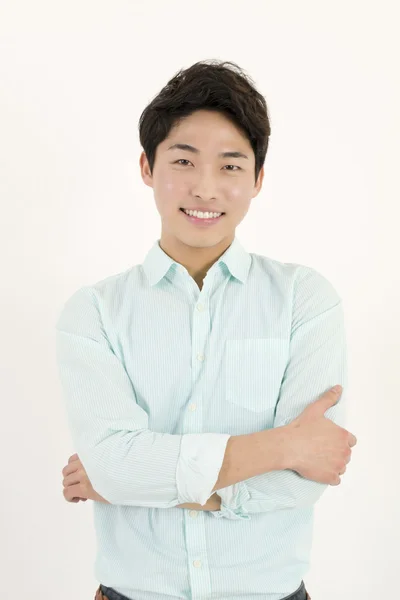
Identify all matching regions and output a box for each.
[61,454,222,511]
[284,385,357,485]
[62,453,110,503]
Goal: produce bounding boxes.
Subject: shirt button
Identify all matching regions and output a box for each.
[193,560,202,568]
[189,510,199,518]
[197,303,204,311]
[189,403,197,412]
[197,353,205,361]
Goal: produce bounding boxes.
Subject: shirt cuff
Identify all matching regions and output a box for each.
[210,482,251,520]
[176,433,232,506]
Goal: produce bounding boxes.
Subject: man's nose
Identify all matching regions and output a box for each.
[191,171,219,200]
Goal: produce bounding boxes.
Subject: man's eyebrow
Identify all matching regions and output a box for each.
[167,143,249,160]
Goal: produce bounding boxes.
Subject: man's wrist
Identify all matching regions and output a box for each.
[256,425,293,472]
[177,492,221,511]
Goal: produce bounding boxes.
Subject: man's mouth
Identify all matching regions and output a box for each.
[180,208,225,220]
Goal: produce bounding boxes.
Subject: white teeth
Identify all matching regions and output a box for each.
[183,209,222,219]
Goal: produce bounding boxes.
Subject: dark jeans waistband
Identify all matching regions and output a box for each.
[97,580,309,600]
[284,580,309,600]
[98,585,133,600]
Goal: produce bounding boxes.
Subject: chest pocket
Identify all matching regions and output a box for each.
[225,338,288,414]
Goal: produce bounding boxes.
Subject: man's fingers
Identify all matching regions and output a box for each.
[63,455,81,476]
[348,433,357,447]
[63,483,83,502]
[62,461,79,477]
[63,472,81,488]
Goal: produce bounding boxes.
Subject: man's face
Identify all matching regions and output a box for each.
[140,109,264,253]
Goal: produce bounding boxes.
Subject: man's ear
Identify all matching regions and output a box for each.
[252,165,264,198]
[140,151,154,188]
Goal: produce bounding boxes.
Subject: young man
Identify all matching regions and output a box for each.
[56,60,357,600]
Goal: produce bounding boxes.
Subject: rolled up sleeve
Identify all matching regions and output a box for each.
[55,285,232,507]
[211,266,348,517]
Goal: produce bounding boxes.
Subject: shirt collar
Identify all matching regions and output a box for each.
[142,236,251,287]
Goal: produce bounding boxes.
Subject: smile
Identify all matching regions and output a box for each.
[180,208,225,225]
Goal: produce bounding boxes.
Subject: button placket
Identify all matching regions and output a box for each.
[185,275,216,600]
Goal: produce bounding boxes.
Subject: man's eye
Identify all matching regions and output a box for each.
[174,158,241,171]
[223,165,241,171]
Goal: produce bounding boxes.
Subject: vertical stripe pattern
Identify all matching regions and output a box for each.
[55,236,347,600]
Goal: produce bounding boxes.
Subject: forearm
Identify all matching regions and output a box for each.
[211,427,288,493]
[89,428,286,509]
[208,427,328,518]
[75,428,283,509]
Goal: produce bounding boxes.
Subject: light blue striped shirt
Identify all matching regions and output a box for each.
[55,236,347,600]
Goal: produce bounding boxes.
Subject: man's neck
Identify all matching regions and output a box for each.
[159,235,234,288]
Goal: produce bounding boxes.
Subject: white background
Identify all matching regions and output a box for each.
[1,1,399,598]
